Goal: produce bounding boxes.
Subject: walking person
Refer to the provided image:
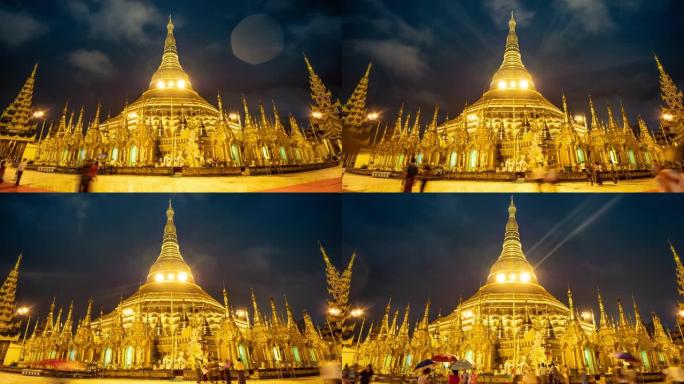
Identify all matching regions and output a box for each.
[0,159,6,184]
[470,368,478,384]
[562,365,570,384]
[234,358,247,384]
[359,364,374,384]
[221,359,232,384]
[419,368,432,384]
[402,157,419,193]
[420,163,432,193]
[583,163,593,186]
[594,162,603,186]
[15,159,28,187]
[449,369,460,384]
[195,356,205,384]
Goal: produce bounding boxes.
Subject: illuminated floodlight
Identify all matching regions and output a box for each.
[228,113,240,121]
[520,272,531,283]
[166,273,175,281]
[581,311,592,320]
[462,310,473,319]
[574,115,585,123]
[328,307,342,316]
[155,273,164,282]
[509,80,517,88]
[33,111,45,118]
[178,272,188,282]
[678,309,684,318]
[498,80,507,90]
[123,308,134,316]
[128,112,138,119]
[16,307,30,316]
[311,111,323,120]
[367,112,380,121]
[467,114,478,122]
[508,273,517,282]
[496,273,506,283]
[177,79,186,89]
[663,113,674,122]
[156,81,166,89]
[520,80,529,89]
[350,308,364,317]
[235,309,247,318]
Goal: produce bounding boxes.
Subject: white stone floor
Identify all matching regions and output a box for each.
[342,173,660,193]
[2,167,342,193]
[0,372,322,383]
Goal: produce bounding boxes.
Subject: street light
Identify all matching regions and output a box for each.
[663,113,675,122]
[574,115,585,123]
[32,111,45,119]
[235,309,247,318]
[367,112,380,121]
[350,308,364,318]
[228,113,240,122]
[311,111,323,120]
[16,307,31,362]
[327,307,342,316]
[581,311,593,321]
[17,306,30,316]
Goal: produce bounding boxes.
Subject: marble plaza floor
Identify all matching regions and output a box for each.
[342,173,660,193]
[0,372,322,383]
[0,167,342,193]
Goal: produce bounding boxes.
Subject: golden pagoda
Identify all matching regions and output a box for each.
[33,16,330,170]
[367,13,664,174]
[349,198,680,375]
[20,202,332,371]
[0,65,39,163]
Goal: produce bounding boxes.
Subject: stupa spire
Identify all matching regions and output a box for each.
[343,62,371,128]
[616,297,628,328]
[597,288,609,329]
[251,289,263,325]
[589,95,602,132]
[567,287,575,321]
[146,200,194,284]
[490,11,533,91]
[398,303,411,337]
[0,254,22,333]
[0,63,38,135]
[670,240,684,296]
[149,15,191,90]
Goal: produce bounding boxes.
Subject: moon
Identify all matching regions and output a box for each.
[231,14,285,65]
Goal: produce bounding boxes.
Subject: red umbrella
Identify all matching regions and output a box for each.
[432,353,458,362]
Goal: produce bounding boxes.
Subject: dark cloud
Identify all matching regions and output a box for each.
[66,0,163,43]
[0,10,47,47]
[68,49,116,78]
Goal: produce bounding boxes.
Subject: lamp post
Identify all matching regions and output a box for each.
[16,306,31,362]
[350,308,365,364]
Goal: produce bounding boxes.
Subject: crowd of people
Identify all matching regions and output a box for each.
[193,356,247,384]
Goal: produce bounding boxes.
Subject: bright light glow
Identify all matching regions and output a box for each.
[462,310,473,319]
[663,113,674,122]
[128,112,138,119]
[367,112,380,121]
[16,307,30,316]
[123,308,134,316]
[228,113,240,121]
[166,273,175,281]
[520,272,531,283]
[581,311,592,320]
[235,309,247,318]
[467,114,478,122]
[154,273,164,282]
[509,81,517,88]
[178,272,188,282]
[328,307,342,316]
[33,111,45,119]
[498,80,507,90]
[311,111,323,120]
[177,79,186,89]
[508,273,517,281]
[167,81,175,88]
[678,309,684,318]
[156,81,166,89]
[574,115,585,123]
[520,80,529,89]
[496,273,506,283]
[350,308,364,317]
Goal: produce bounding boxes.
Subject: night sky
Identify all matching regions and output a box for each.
[342,194,684,328]
[342,0,684,132]
[0,0,341,123]
[0,195,341,324]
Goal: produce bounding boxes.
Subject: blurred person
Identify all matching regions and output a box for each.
[403,157,419,193]
[532,163,545,191]
[79,161,99,193]
[664,358,684,384]
[15,159,27,187]
[449,369,460,384]
[221,359,232,384]
[522,366,540,384]
[195,356,204,384]
[594,162,603,186]
[420,163,432,193]
[625,364,637,384]
[234,358,247,384]
[562,365,570,384]
[544,167,559,192]
[656,147,684,192]
[360,364,374,384]
[470,368,478,384]
[0,159,6,183]
[539,363,549,384]
[419,368,432,384]
[321,360,342,384]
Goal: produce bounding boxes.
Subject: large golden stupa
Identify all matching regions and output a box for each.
[20,202,331,371]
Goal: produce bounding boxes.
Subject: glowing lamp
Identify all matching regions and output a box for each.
[328,307,342,316]
[574,115,585,123]
[496,273,506,283]
[581,311,592,320]
[156,81,166,89]
[462,310,473,319]
[350,308,364,317]
[178,272,188,282]
[311,111,323,120]
[33,111,45,118]
[166,273,175,281]
[678,309,684,318]
[467,114,478,122]
[509,81,517,88]
[663,113,674,122]
[154,273,164,282]
[16,307,30,316]
[177,79,186,89]
[367,112,380,121]
[228,113,240,121]
[520,80,529,89]
[520,272,531,283]
[128,112,138,119]
[498,80,507,90]
[235,309,247,318]
[123,308,134,316]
